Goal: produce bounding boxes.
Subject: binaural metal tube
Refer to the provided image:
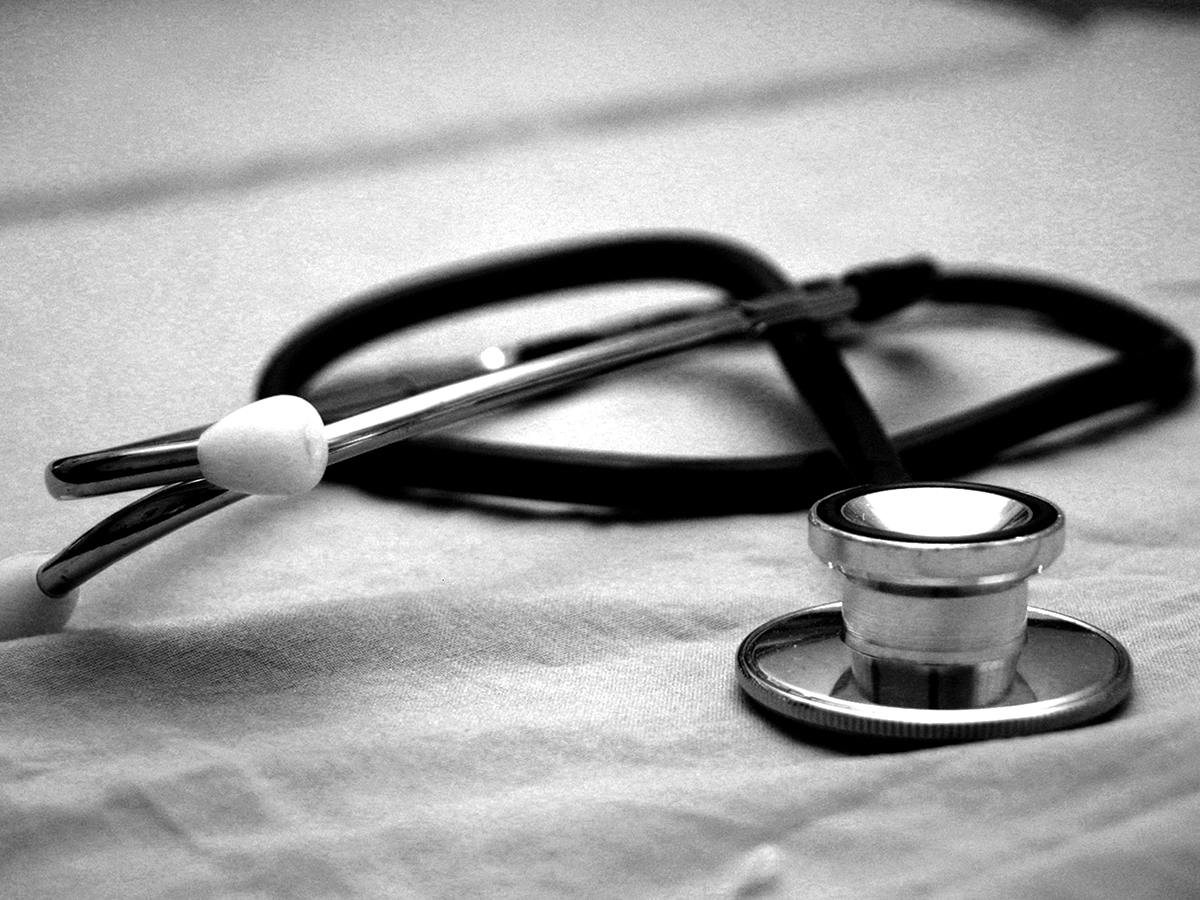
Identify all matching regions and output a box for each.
[37,480,243,598]
[47,285,857,499]
[35,283,860,596]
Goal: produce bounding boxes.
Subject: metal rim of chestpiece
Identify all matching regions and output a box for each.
[736,482,1134,742]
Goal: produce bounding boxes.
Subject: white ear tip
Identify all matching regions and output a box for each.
[0,552,78,640]
[198,395,328,496]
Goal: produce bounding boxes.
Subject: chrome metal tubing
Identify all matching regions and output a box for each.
[324,298,766,463]
[36,480,244,597]
[47,285,857,498]
[32,283,856,597]
[47,438,206,499]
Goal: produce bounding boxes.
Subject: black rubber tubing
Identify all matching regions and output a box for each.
[256,233,1194,514]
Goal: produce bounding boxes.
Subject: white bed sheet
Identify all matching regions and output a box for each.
[2,3,1199,897]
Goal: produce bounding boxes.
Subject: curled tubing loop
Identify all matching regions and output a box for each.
[257,233,1195,515]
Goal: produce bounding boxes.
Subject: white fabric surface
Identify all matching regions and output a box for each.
[2,3,1199,897]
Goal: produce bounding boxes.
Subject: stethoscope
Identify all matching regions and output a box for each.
[3,233,1193,744]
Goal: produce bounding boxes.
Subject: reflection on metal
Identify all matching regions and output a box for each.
[738,482,1132,741]
[737,604,1133,742]
[838,486,1033,539]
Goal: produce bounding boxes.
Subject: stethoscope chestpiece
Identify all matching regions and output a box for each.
[737,482,1133,743]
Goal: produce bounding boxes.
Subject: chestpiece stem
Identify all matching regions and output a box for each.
[808,482,1065,709]
[840,580,1030,708]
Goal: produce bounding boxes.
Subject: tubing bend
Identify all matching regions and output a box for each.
[36,480,244,597]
